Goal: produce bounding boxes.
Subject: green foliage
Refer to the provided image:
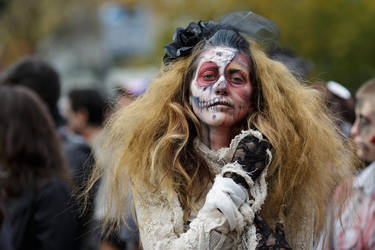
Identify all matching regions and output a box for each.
[262,0,375,92]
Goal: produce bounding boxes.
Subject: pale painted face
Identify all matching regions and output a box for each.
[351,99,375,163]
[189,47,253,129]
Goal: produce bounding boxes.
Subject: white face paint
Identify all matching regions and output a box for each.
[189,46,253,129]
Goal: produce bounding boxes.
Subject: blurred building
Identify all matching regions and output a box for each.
[37,2,155,96]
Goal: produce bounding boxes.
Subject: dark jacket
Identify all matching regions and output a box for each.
[58,127,100,250]
[0,177,79,250]
[58,127,93,186]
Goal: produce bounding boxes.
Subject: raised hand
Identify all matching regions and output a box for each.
[224,133,291,248]
[224,133,272,188]
[232,134,272,180]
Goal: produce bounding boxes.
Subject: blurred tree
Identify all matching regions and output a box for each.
[0,0,100,68]
[251,0,375,92]
[0,0,9,13]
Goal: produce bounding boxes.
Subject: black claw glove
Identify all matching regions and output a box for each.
[254,214,292,249]
[224,133,272,189]
[233,134,271,179]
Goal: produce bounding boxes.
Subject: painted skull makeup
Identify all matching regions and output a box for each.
[189,47,253,129]
[351,100,375,163]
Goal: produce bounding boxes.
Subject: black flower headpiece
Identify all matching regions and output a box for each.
[163,11,280,64]
[163,21,214,64]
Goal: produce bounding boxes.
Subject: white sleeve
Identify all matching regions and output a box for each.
[135,189,238,250]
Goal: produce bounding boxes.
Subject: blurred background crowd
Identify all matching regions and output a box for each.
[0,0,375,249]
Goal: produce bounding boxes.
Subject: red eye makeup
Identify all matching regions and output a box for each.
[196,62,219,87]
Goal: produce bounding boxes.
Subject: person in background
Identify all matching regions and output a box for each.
[0,57,92,188]
[322,78,375,249]
[0,57,99,250]
[351,79,375,166]
[95,79,150,250]
[63,88,108,250]
[0,86,79,250]
[114,78,150,109]
[64,88,108,146]
[311,80,355,137]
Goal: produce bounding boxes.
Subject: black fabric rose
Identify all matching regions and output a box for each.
[163,21,212,63]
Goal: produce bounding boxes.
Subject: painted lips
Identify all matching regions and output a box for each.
[208,101,233,108]
[198,97,234,109]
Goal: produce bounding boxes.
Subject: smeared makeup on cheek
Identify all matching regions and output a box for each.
[230,82,252,101]
[224,53,252,109]
[191,96,200,108]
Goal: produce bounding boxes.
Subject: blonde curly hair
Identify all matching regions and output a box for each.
[88,39,357,239]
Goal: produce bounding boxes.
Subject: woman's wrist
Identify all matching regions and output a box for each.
[223,172,249,189]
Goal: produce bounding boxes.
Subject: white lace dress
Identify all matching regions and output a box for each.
[134,130,314,249]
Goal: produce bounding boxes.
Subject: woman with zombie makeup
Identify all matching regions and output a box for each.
[89,12,356,249]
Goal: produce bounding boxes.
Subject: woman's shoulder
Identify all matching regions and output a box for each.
[135,188,178,207]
